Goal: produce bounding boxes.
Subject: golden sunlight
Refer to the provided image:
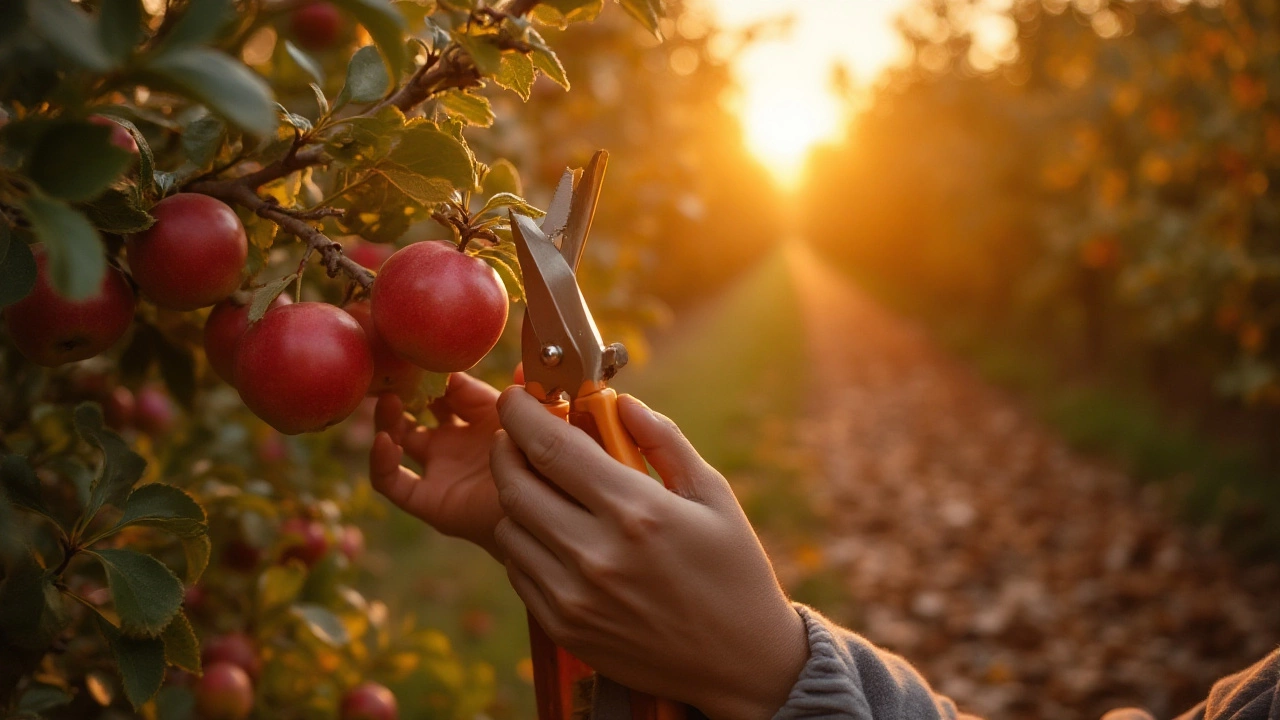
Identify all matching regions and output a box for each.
[701,0,912,188]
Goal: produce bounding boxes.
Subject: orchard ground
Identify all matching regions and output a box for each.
[371,242,1280,719]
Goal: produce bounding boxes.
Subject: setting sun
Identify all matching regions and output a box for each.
[701,0,912,188]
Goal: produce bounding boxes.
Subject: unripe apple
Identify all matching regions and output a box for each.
[345,241,395,271]
[279,517,329,566]
[290,2,343,51]
[195,662,254,720]
[202,632,262,681]
[134,385,175,436]
[88,115,138,154]
[344,301,423,399]
[338,525,365,561]
[203,294,292,385]
[341,682,399,720]
[235,303,374,434]
[371,241,508,372]
[4,247,135,367]
[127,193,247,311]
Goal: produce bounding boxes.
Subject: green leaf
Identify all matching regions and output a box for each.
[160,611,201,674]
[92,548,184,637]
[329,0,407,77]
[482,158,522,197]
[180,534,211,585]
[478,192,543,218]
[531,0,604,26]
[28,122,133,201]
[285,40,325,87]
[249,274,298,322]
[336,45,390,107]
[0,559,68,650]
[377,165,454,205]
[116,484,207,538]
[309,83,330,117]
[257,563,306,616]
[0,232,37,307]
[479,249,523,302]
[436,90,494,127]
[147,48,276,137]
[76,403,148,521]
[616,0,663,39]
[21,195,104,300]
[157,335,197,410]
[528,29,568,89]
[79,188,156,234]
[453,33,501,75]
[97,615,166,710]
[391,124,477,189]
[155,685,196,720]
[494,52,535,101]
[98,115,155,191]
[291,603,350,646]
[1,454,56,524]
[181,116,226,168]
[99,0,143,62]
[30,0,115,72]
[278,104,313,133]
[157,0,235,51]
[18,683,74,713]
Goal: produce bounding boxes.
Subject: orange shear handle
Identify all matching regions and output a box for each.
[527,386,687,720]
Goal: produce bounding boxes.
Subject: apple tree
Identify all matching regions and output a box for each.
[0,0,664,717]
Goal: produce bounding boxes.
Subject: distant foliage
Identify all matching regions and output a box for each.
[809,0,1280,407]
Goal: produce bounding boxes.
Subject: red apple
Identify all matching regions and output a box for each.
[202,633,262,681]
[338,525,365,561]
[203,294,292,385]
[279,517,329,566]
[104,386,136,430]
[291,2,343,51]
[127,193,247,311]
[195,662,254,720]
[346,242,395,271]
[134,385,175,436]
[341,682,399,720]
[4,247,135,367]
[235,303,374,434]
[88,115,138,154]
[221,539,262,573]
[344,301,423,399]
[370,241,508,372]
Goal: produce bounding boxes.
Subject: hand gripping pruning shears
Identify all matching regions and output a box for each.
[510,150,689,720]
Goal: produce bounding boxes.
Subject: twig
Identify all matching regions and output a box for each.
[189,181,375,289]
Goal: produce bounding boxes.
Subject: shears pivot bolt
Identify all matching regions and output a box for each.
[540,345,564,367]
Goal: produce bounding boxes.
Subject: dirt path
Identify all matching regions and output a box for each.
[777,242,1280,719]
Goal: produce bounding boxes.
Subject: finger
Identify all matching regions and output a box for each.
[496,388,657,513]
[374,393,406,443]
[494,516,573,592]
[370,431,445,524]
[401,424,431,466]
[490,431,592,560]
[617,395,733,505]
[440,373,500,425]
[504,557,558,638]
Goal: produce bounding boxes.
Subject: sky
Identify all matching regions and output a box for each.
[697,0,915,187]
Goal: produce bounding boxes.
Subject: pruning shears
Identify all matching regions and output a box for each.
[510,151,688,720]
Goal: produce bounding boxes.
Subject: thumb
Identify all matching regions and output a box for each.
[617,395,733,506]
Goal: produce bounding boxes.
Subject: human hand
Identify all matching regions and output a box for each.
[369,373,505,559]
[490,389,809,720]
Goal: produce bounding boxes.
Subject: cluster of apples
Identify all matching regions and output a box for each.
[3,186,510,435]
[195,633,397,720]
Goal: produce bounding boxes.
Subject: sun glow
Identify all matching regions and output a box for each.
[701,0,911,189]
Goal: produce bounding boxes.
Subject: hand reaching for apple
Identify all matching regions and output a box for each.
[369,373,506,559]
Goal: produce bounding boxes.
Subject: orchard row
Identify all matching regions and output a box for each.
[4,184,510,435]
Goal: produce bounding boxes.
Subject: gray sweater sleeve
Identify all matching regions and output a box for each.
[772,604,980,720]
[773,603,1280,720]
